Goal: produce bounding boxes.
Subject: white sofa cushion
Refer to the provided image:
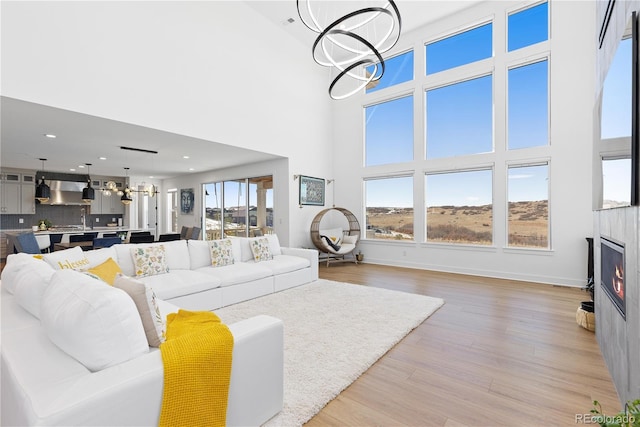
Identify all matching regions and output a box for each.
[1,253,41,294]
[160,240,191,270]
[40,269,149,372]
[195,262,273,287]
[265,234,282,256]
[188,239,211,269]
[13,259,56,318]
[235,237,264,262]
[137,269,221,300]
[43,246,91,271]
[258,255,311,275]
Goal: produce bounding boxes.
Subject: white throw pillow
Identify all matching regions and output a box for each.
[265,234,282,256]
[113,243,136,276]
[1,253,42,294]
[85,246,118,268]
[40,269,149,371]
[113,274,165,347]
[188,239,211,269]
[43,246,91,271]
[13,260,56,318]
[342,234,358,245]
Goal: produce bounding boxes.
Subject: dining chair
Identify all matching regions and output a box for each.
[92,237,122,249]
[102,233,118,238]
[35,234,51,253]
[130,231,152,237]
[129,234,155,244]
[158,233,181,242]
[49,234,63,251]
[70,234,94,243]
[84,232,99,240]
[180,226,191,239]
[190,227,201,240]
[14,232,42,254]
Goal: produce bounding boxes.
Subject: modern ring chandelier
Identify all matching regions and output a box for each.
[296,0,402,100]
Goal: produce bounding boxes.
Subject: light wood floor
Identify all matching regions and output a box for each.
[307,263,620,427]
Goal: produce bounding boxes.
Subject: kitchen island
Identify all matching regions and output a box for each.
[2,227,155,258]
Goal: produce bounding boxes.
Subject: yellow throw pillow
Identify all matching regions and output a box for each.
[86,257,123,285]
[32,254,44,260]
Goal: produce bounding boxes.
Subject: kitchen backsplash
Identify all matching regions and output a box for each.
[1,204,123,230]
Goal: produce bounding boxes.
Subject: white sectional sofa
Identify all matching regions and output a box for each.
[1,235,318,426]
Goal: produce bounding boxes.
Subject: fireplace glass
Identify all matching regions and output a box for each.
[600,237,625,319]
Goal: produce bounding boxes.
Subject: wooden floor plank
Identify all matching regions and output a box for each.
[307,263,620,426]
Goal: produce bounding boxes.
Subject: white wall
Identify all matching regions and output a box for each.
[1,1,334,247]
[331,0,597,287]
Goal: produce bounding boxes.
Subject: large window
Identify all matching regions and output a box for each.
[507,164,549,248]
[508,59,548,149]
[602,157,631,208]
[365,176,413,240]
[365,95,413,166]
[203,176,273,239]
[426,169,493,245]
[426,23,492,75]
[426,75,493,158]
[508,2,548,52]
[366,50,414,94]
[601,37,632,139]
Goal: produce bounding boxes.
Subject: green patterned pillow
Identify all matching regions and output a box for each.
[130,245,169,277]
[250,237,273,262]
[209,239,234,267]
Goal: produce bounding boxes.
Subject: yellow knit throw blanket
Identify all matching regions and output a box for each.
[159,309,234,427]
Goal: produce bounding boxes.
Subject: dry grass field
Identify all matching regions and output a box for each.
[366,201,548,247]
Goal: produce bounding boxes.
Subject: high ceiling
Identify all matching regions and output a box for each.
[1,1,480,179]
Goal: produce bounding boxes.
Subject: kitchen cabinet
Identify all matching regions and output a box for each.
[89,177,124,215]
[1,172,36,214]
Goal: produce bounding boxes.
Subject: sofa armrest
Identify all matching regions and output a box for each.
[1,314,284,427]
[280,247,319,281]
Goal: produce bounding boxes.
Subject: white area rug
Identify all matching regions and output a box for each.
[215,279,445,427]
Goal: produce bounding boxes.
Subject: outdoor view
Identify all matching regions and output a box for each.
[364,2,550,248]
[203,176,273,239]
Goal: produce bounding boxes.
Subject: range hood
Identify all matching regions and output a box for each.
[36,171,90,206]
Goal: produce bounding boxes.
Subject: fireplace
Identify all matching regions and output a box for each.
[600,237,625,319]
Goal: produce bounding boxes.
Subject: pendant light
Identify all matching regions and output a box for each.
[82,163,95,201]
[121,167,133,205]
[35,158,51,203]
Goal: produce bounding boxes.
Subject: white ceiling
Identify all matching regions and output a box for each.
[1,1,481,179]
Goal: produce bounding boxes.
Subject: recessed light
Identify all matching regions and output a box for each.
[69,168,76,172]
[183,155,190,159]
[44,134,56,138]
[99,157,107,160]
[78,165,85,168]
[149,176,154,179]
[189,168,195,171]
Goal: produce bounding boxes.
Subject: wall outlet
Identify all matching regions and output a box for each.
[18,218,23,224]
[95,218,100,222]
[112,218,115,222]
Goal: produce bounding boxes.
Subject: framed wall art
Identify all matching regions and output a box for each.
[180,188,194,214]
[299,175,325,206]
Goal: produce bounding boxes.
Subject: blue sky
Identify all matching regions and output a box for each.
[601,37,632,139]
[365,2,550,208]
